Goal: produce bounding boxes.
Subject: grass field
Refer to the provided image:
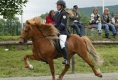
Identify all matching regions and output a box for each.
[0,45,118,78]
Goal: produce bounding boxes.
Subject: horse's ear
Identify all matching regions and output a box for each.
[33,17,43,26]
[26,18,35,25]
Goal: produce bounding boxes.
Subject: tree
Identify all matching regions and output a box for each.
[0,16,21,36]
[0,0,28,19]
[40,12,48,19]
[5,16,21,36]
[0,19,5,36]
[110,12,114,17]
[79,11,90,25]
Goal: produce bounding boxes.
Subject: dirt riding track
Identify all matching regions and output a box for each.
[0,73,118,80]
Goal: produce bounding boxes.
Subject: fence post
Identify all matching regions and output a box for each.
[71,27,76,74]
[72,55,76,73]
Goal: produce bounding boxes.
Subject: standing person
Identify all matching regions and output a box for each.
[46,10,55,24]
[89,8,102,36]
[54,0,69,65]
[68,5,85,37]
[101,8,116,38]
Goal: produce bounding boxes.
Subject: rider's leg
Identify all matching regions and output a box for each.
[109,24,117,38]
[59,35,70,66]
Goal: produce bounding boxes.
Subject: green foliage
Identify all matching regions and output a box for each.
[40,12,48,19]
[79,11,89,25]
[0,16,21,36]
[0,0,28,19]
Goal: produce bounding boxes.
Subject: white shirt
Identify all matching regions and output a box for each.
[112,18,118,23]
[73,12,79,22]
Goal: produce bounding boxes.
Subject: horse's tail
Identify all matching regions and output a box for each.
[82,36,104,66]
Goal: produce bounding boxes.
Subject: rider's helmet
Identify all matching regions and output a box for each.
[56,0,66,8]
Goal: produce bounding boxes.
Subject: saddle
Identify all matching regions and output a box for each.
[40,39,68,64]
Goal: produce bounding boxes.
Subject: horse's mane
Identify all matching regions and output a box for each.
[65,9,74,17]
[26,17,59,40]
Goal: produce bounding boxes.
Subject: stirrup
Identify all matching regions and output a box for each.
[62,59,70,66]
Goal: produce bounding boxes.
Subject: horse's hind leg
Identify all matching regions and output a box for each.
[77,51,102,77]
[24,54,37,70]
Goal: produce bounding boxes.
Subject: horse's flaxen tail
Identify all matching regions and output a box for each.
[82,36,104,66]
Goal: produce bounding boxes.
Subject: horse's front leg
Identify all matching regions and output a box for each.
[57,55,73,80]
[24,54,37,70]
[57,65,70,80]
[47,58,56,80]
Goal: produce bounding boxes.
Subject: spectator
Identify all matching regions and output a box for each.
[68,5,85,37]
[101,8,116,38]
[89,8,102,36]
[46,10,55,24]
[112,13,118,32]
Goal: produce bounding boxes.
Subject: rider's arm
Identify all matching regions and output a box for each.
[57,12,68,31]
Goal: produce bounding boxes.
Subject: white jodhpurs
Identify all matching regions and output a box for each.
[59,35,67,49]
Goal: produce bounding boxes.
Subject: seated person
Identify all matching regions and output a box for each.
[46,10,55,24]
[89,8,102,36]
[101,8,116,38]
[68,5,85,37]
[112,13,118,32]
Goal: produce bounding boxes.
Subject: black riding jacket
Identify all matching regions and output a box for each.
[54,9,69,35]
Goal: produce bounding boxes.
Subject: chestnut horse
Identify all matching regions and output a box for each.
[19,17,103,80]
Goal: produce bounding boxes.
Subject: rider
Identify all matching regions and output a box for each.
[54,0,70,66]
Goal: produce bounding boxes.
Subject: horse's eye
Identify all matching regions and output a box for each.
[25,30,28,32]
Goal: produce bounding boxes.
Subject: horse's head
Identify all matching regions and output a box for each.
[19,23,33,45]
[19,17,46,44]
[19,16,59,45]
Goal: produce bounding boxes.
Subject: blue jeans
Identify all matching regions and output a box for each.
[71,22,85,36]
[91,23,102,31]
[103,24,116,34]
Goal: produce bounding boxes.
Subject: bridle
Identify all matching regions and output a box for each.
[20,25,55,44]
[20,28,30,44]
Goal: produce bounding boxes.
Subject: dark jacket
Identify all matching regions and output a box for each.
[54,9,69,35]
[101,13,112,24]
[46,15,55,24]
[68,10,81,26]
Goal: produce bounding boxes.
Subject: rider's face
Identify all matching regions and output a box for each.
[73,8,78,12]
[57,4,61,10]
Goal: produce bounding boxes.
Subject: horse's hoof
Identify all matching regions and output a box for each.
[98,74,102,78]
[57,78,61,80]
[29,64,34,70]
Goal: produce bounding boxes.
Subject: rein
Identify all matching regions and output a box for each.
[31,26,56,41]
[31,26,46,41]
